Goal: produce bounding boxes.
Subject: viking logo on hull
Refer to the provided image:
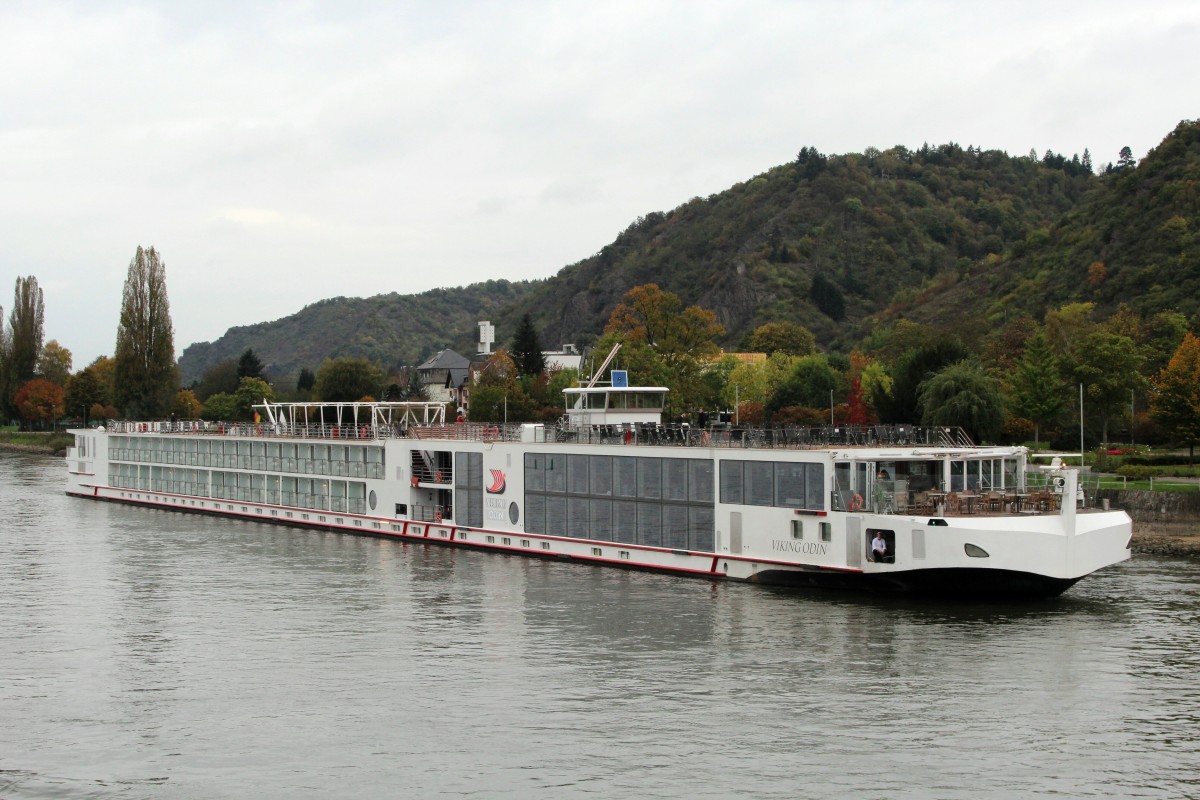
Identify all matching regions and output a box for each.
[487,469,507,494]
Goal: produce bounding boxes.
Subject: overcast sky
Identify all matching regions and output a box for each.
[2,1,1197,368]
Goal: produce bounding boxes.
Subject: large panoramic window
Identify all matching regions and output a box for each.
[524,453,714,551]
[719,460,825,510]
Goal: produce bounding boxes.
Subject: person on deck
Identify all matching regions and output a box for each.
[871,531,889,563]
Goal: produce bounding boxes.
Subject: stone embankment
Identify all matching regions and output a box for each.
[1097,488,1200,558]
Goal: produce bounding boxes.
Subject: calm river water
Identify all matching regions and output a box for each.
[2,451,1199,799]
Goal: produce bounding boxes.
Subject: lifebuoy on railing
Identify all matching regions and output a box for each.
[435,509,442,522]
[848,492,864,512]
[435,471,443,483]
[411,476,419,488]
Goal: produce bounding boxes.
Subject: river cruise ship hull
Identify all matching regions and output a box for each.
[64,394,1131,599]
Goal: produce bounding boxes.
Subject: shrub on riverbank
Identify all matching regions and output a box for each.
[0,431,74,453]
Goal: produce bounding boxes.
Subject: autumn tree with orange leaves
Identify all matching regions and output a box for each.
[597,284,725,418]
[14,377,64,428]
[1151,331,1200,464]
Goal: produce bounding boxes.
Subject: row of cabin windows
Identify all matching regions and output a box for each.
[108,463,368,512]
[107,436,385,479]
[524,495,715,552]
[525,453,714,503]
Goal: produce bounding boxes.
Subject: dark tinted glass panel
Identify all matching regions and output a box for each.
[590,456,613,496]
[613,500,638,544]
[525,453,544,492]
[637,503,662,547]
[614,456,638,497]
[663,459,688,501]
[638,458,662,500]
[746,461,774,506]
[663,505,690,549]
[720,461,743,504]
[689,460,714,503]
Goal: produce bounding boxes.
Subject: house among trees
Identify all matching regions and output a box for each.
[543,343,582,372]
[415,349,471,408]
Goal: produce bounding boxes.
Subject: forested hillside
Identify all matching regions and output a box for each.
[179,120,1200,385]
[178,280,537,385]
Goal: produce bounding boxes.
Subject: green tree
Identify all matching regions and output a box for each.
[296,367,316,393]
[0,302,7,419]
[767,356,840,417]
[232,377,275,420]
[747,322,816,356]
[114,246,178,418]
[405,368,427,402]
[201,392,238,421]
[1151,332,1200,464]
[510,314,546,376]
[64,369,104,425]
[1069,330,1144,444]
[196,359,240,401]
[38,340,73,386]
[237,348,265,380]
[1008,330,1065,444]
[86,356,117,408]
[468,384,508,422]
[1043,302,1095,359]
[918,360,1004,443]
[4,277,45,417]
[809,273,845,320]
[314,357,384,402]
[876,338,970,424]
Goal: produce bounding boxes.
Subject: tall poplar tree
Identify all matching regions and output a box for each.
[114,246,178,418]
[4,277,45,418]
[0,303,8,418]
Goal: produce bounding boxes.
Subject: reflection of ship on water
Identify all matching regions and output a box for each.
[66,365,1130,599]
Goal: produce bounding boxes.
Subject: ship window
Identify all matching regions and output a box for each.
[589,455,613,496]
[637,458,662,499]
[720,461,743,504]
[664,459,688,501]
[541,542,550,550]
[792,520,804,539]
[820,522,831,542]
[613,456,637,497]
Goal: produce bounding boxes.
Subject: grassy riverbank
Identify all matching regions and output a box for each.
[0,430,74,454]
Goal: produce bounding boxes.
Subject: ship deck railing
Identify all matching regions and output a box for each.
[102,420,977,449]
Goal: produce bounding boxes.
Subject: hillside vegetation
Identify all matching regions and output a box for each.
[179,280,537,385]
[179,120,1200,383]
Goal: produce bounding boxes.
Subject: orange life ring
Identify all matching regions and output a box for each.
[410,476,419,488]
[435,471,443,482]
[848,493,864,512]
[435,509,442,522]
